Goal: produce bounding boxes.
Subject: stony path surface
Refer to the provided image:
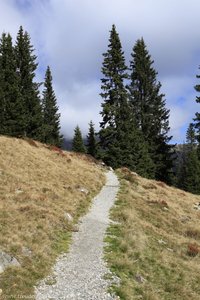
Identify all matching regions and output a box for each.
[35,170,119,300]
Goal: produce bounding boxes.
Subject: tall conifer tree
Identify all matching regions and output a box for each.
[128,38,174,183]
[86,121,97,157]
[99,26,154,176]
[0,33,25,136]
[186,123,196,148]
[194,66,200,157]
[182,149,200,194]
[178,124,200,194]
[99,25,130,167]
[99,24,128,157]
[177,65,200,194]
[42,66,62,146]
[15,26,42,140]
[0,47,4,133]
[72,126,86,153]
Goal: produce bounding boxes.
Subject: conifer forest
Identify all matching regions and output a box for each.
[1,25,200,194]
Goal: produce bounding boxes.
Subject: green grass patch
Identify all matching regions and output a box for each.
[105,169,200,300]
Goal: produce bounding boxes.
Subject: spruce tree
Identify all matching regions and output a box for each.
[179,68,200,194]
[0,50,4,133]
[174,144,187,188]
[99,25,128,148]
[86,121,97,157]
[99,25,131,167]
[0,32,25,136]
[99,25,154,176]
[186,123,196,148]
[194,66,200,157]
[15,26,43,140]
[176,124,200,194]
[128,38,174,183]
[182,149,200,194]
[41,66,62,146]
[104,98,154,176]
[72,126,86,153]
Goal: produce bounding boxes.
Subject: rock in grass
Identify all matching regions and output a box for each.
[180,215,191,223]
[15,188,23,194]
[0,251,20,273]
[22,247,32,257]
[77,187,89,195]
[193,202,200,210]
[71,224,79,232]
[64,212,73,222]
[135,274,146,284]
[158,239,167,245]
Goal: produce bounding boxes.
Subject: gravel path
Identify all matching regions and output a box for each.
[35,170,119,300]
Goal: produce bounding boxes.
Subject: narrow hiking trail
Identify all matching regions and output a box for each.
[35,170,119,300]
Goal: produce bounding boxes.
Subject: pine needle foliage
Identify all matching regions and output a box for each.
[86,121,98,157]
[15,26,43,140]
[0,33,25,136]
[186,123,197,148]
[194,67,200,157]
[72,126,86,153]
[99,26,162,178]
[0,26,63,145]
[41,66,62,147]
[128,38,174,183]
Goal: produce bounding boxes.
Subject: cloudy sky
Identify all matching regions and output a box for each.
[0,0,200,143]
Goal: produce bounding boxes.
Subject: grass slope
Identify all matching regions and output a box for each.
[105,168,200,300]
[0,136,105,298]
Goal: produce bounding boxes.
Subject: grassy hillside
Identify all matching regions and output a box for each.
[105,168,200,300]
[0,136,105,298]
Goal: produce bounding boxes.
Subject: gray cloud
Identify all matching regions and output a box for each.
[0,1,22,36]
[1,0,200,141]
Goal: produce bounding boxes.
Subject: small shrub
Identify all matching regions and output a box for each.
[18,205,31,212]
[148,200,168,208]
[42,187,50,193]
[143,183,157,190]
[185,228,200,240]
[187,243,200,257]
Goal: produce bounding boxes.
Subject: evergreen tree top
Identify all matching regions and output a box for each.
[42,65,62,146]
[194,66,200,142]
[129,37,170,138]
[101,24,128,84]
[195,65,200,97]
[86,121,97,157]
[128,37,174,183]
[43,66,55,96]
[42,65,60,124]
[15,26,38,80]
[186,123,196,146]
[130,38,158,88]
[72,126,86,153]
[100,25,129,130]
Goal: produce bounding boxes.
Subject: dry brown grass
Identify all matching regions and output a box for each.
[105,168,200,300]
[0,136,105,298]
